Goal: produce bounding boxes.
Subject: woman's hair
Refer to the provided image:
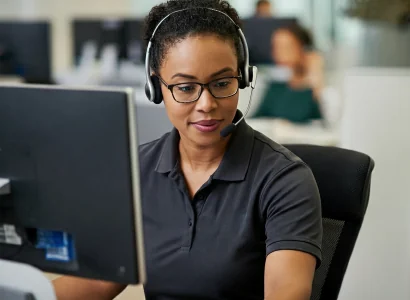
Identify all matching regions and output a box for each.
[278,23,315,50]
[143,0,243,73]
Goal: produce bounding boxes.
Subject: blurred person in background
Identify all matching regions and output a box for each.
[252,23,325,124]
[254,0,273,18]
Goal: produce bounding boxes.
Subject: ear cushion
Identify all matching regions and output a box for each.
[145,75,163,104]
[239,66,254,89]
[248,66,254,83]
[151,76,163,104]
[239,65,247,89]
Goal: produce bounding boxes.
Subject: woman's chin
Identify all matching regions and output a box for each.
[184,129,226,148]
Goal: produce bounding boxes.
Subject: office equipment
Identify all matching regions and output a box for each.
[0,85,146,289]
[247,118,339,146]
[0,21,51,83]
[72,18,127,65]
[0,260,56,300]
[242,17,298,65]
[284,144,374,300]
[124,19,144,64]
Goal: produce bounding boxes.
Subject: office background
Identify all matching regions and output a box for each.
[0,0,409,299]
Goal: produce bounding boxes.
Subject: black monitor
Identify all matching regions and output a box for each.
[72,18,127,65]
[124,19,144,64]
[0,84,146,285]
[0,21,52,84]
[242,17,298,65]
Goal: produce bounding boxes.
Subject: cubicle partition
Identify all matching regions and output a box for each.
[339,68,410,300]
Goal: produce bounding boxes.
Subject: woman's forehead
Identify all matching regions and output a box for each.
[160,34,238,78]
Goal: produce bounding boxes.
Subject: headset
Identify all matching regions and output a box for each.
[144,7,258,137]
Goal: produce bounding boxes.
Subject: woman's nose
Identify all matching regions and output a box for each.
[195,87,217,112]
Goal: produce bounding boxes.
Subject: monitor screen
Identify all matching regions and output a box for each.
[0,84,145,284]
[72,18,128,65]
[242,17,298,65]
[0,21,51,83]
[124,19,144,64]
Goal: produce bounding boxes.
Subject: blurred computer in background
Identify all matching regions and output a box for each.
[242,17,297,65]
[72,18,144,67]
[72,18,128,66]
[124,19,144,65]
[0,21,52,84]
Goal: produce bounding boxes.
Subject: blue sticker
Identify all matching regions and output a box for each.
[35,229,75,262]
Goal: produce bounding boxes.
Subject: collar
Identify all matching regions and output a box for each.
[155,110,255,182]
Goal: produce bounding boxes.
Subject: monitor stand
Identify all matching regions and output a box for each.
[0,259,56,300]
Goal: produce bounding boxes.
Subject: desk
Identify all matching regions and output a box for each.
[0,76,23,83]
[246,118,340,146]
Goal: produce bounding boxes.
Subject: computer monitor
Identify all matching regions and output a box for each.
[72,18,127,65]
[242,17,298,65]
[0,21,52,84]
[0,84,145,285]
[124,19,144,64]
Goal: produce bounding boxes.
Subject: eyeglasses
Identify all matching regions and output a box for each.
[157,75,241,103]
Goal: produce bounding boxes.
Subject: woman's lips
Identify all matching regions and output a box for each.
[191,119,222,133]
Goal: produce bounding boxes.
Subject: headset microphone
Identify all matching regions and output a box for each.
[220,123,236,138]
[220,66,258,138]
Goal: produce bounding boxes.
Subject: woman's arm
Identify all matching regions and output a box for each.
[264,250,316,300]
[53,276,126,300]
[261,161,322,299]
[304,51,324,100]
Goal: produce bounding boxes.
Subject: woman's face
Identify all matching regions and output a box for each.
[158,34,239,148]
[271,29,304,68]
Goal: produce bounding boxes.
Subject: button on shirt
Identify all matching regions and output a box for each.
[139,111,322,300]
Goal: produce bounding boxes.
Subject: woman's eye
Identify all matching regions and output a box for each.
[177,85,196,93]
[213,80,231,88]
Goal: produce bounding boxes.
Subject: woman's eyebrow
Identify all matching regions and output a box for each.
[171,73,197,80]
[210,67,234,77]
[171,67,234,80]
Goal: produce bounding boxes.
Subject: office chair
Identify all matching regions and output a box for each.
[284,144,375,300]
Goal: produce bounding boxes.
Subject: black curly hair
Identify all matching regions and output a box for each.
[143,0,243,73]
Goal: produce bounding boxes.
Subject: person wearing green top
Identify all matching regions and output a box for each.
[253,81,322,123]
[253,22,324,123]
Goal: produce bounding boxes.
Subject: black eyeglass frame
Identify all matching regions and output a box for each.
[157,75,242,103]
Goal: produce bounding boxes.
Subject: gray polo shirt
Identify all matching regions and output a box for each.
[139,111,322,300]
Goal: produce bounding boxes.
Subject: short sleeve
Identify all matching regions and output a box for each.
[261,161,323,267]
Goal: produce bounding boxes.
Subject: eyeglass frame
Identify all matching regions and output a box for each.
[156,74,242,103]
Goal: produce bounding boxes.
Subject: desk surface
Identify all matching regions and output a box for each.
[246,118,340,146]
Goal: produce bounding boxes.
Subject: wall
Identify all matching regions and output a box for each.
[339,68,410,300]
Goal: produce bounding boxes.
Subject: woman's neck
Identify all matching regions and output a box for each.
[178,136,228,173]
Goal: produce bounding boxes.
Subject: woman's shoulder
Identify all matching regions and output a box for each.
[249,128,313,181]
[252,129,304,165]
[138,131,171,163]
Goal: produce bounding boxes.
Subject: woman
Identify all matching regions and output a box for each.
[271,23,324,99]
[53,0,322,299]
[252,23,324,123]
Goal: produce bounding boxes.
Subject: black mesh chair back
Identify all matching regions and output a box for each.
[284,144,375,300]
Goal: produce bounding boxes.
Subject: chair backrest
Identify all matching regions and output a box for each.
[284,144,375,300]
